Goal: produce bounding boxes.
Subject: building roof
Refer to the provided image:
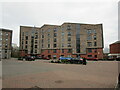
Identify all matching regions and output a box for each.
[0,28,12,32]
[111,41,120,45]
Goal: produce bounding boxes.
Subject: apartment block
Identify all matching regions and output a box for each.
[20,23,104,59]
[0,29,12,59]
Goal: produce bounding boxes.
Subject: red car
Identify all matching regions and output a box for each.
[86,57,98,61]
[42,57,50,60]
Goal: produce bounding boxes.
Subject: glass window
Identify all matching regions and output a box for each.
[95,55,97,58]
[87,30,92,34]
[25,45,27,49]
[92,30,96,34]
[35,35,38,39]
[42,35,44,38]
[62,43,64,47]
[68,49,72,53]
[68,43,71,47]
[48,44,50,48]
[35,45,37,48]
[53,49,57,53]
[61,32,64,36]
[48,50,50,53]
[25,36,28,40]
[94,35,97,40]
[48,39,50,43]
[88,48,92,53]
[54,44,57,48]
[26,41,28,44]
[54,38,57,42]
[68,37,71,41]
[68,32,71,36]
[94,42,97,46]
[42,44,44,48]
[88,55,92,57]
[62,49,64,53]
[54,28,57,32]
[54,33,57,37]
[48,33,50,37]
[67,25,71,30]
[35,40,37,44]
[87,35,92,40]
[42,39,44,43]
[87,42,92,47]
[53,55,57,59]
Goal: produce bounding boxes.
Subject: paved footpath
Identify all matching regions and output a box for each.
[2,59,119,88]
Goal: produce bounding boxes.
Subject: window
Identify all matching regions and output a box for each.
[54,28,57,32]
[92,30,96,34]
[61,32,64,36]
[62,49,64,53]
[48,44,50,48]
[68,37,71,41]
[26,41,28,44]
[42,35,44,38]
[53,49,57,53]
[88,55,92,57]
[67,55,71,57]
[6,33,8,36]
[25,45,27,49]
[35,45,37,48]
[68,49,72,53]
[62,38,64,42]
[48,33,50,37]
[48,29,50,32]
[94,35,97,40]
[26,36,28,40]
[35,35,38,39]
[62,43,64,47]
[87,30,92,34]
[94,49,97,53]
[54,33,57,37]
[6,39,8,41]
[35,40,37,44]
[42,39,44,43]
[68,32,71,36]
[87,42,92,47]
[54,44,57,48]
[42,44,44,48]
[87,35,92,40]
[95,55,97,58]
[88,48,92,53]
[48,50,50,53]
[53,55,57,59]
[68,43,71,47]
[35,50,37,53]
[94,42,97,46]
[54,38,57,42]
[67,25,71,30]
[48,39,50,43]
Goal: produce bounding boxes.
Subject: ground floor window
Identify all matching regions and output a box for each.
[53,55,57,59]
[88,55,92,57]
[95,55,97,58]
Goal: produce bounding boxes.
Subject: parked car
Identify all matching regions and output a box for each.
[59,57,72,60]
[42,57,50,60]
[25,56,35,61]
[18,57,23,60]
[35,56,42,59]
[71,57,83,64]
[86,57,98,61]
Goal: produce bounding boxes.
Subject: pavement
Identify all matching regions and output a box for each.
[1,58,119,88]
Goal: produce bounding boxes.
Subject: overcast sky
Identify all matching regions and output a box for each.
[0,0,119,53]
